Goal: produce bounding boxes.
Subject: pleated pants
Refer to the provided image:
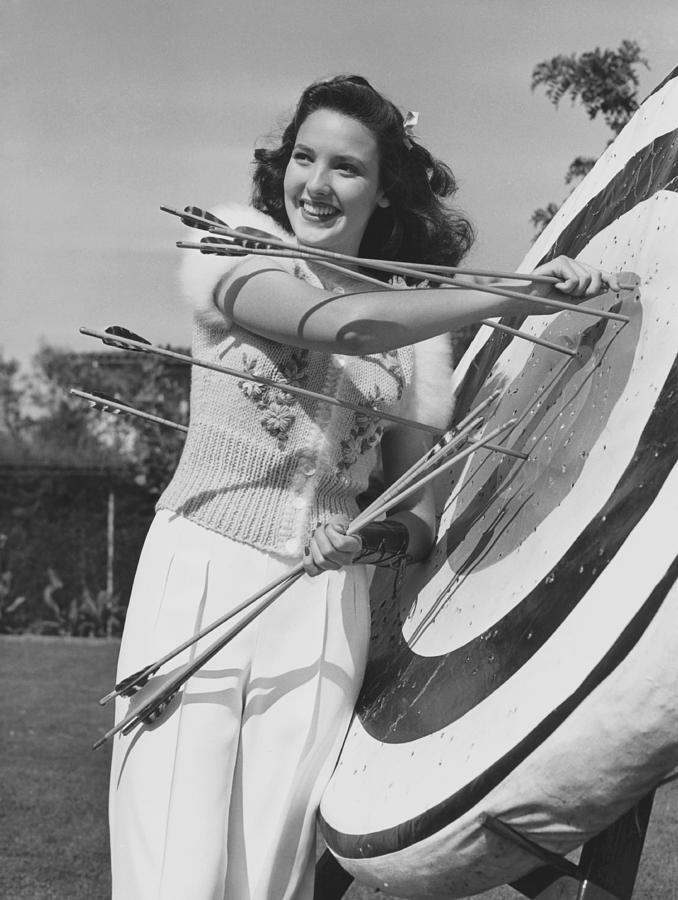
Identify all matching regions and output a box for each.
[109,509,371,900]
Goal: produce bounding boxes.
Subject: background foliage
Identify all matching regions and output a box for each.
[0,344,189,636]
[530,40,650,235]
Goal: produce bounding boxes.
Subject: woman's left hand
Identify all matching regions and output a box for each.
[303,515,362,578]
[533,256,620,298]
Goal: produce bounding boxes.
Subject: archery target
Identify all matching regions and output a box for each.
[319,67,678,898]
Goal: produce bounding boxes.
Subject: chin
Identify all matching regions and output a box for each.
[293,221,323,240]
[300,230,338,249]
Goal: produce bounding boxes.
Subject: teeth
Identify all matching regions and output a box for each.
[301,201,337,218]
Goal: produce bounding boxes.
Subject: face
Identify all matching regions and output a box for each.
[283,108,390,257]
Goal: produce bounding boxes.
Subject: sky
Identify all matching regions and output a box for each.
[2,0,677,363]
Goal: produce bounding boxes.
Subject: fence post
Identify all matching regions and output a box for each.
[107,487,115,595]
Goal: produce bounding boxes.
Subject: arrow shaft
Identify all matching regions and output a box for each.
[181,241,579,357]
[80,327,441,436]
[169,206,629,324]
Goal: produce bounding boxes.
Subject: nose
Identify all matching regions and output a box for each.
[306,163,332,196]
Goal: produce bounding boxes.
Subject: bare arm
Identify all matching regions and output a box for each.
[218,256,619,356]
[379,426,435,562]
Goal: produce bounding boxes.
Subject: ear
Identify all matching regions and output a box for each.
[376,191,391,209]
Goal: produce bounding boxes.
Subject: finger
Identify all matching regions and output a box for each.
[571,260,622,298]
[317,544,349,569]
[573,267,622,299]
[326,514,362,555]
[324,524,362,556]
[308,528,342,569]
[548,256,593,296]
[312,520,359,560]
[555,278,578,294]
[327,514,351,534]
[311,535,356,571]
[303,543,323,577]
[310,538,342,571]
[594,269,621,294]
[302,543,328,578]
[304,545,342,575]
[558,275,593,296]
[313,524,339,559]
[566,266,592,296]
[551,258,580,293]
[583,269,604,297]
[607,272,621,293]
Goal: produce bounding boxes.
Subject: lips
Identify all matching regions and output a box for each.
[299,198,339,221]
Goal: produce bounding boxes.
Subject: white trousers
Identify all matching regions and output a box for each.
[109,510,370,900]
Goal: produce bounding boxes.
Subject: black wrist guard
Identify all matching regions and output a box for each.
[354,520,411,568]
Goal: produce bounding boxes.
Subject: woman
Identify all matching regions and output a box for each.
[109,75,617,900]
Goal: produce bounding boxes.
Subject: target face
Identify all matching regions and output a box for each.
[319,69,678,898]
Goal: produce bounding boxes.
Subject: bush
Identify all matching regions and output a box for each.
[0,467,154,635]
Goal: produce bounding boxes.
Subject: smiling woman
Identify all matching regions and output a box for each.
[252,74,475,268]
[107,74,617,900]
[283,109,391,256]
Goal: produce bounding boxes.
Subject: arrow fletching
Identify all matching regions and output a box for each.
[102,325,152,351]
[198,236,247,256]
[122,693,177,732]
[85,390,123,414]
[99,663,157,705]
[181,206,228,230]
[93,665,191,749]
[226,225,283,250]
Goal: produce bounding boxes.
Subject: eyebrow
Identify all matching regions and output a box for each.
[293,143,367,169]
[334,153,365,168]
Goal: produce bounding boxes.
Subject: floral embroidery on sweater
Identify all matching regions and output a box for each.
[337,353,405,472]
[338,423,384,470]
[380,349,405,399]
[237,344,406,462]
[238,349,310,449]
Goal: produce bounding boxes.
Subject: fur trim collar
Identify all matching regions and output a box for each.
[398,334,455,431]
[178,202,299,326]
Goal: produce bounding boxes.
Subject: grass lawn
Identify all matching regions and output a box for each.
[1,636,676,900]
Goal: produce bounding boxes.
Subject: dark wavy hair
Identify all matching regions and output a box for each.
[251,75,474,269]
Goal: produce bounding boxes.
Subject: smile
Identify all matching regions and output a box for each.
[299,199,340,221]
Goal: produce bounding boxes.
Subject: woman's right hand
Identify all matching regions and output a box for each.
[303,515,362,578]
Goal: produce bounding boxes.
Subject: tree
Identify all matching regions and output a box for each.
[530,40,649,236]
[0,343,192,633]
[35,344,191,494]
[0,353,25,445]
[25,346,123,468]
[0,344,190,494]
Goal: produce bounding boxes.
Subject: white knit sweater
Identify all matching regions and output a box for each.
[157,204,455,558]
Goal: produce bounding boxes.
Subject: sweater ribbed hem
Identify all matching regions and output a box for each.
[157,423,361,559]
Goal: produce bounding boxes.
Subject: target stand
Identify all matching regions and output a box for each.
[314,787,656,899]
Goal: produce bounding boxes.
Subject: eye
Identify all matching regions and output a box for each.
[291,148,312,163]
[337,162,360,175]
